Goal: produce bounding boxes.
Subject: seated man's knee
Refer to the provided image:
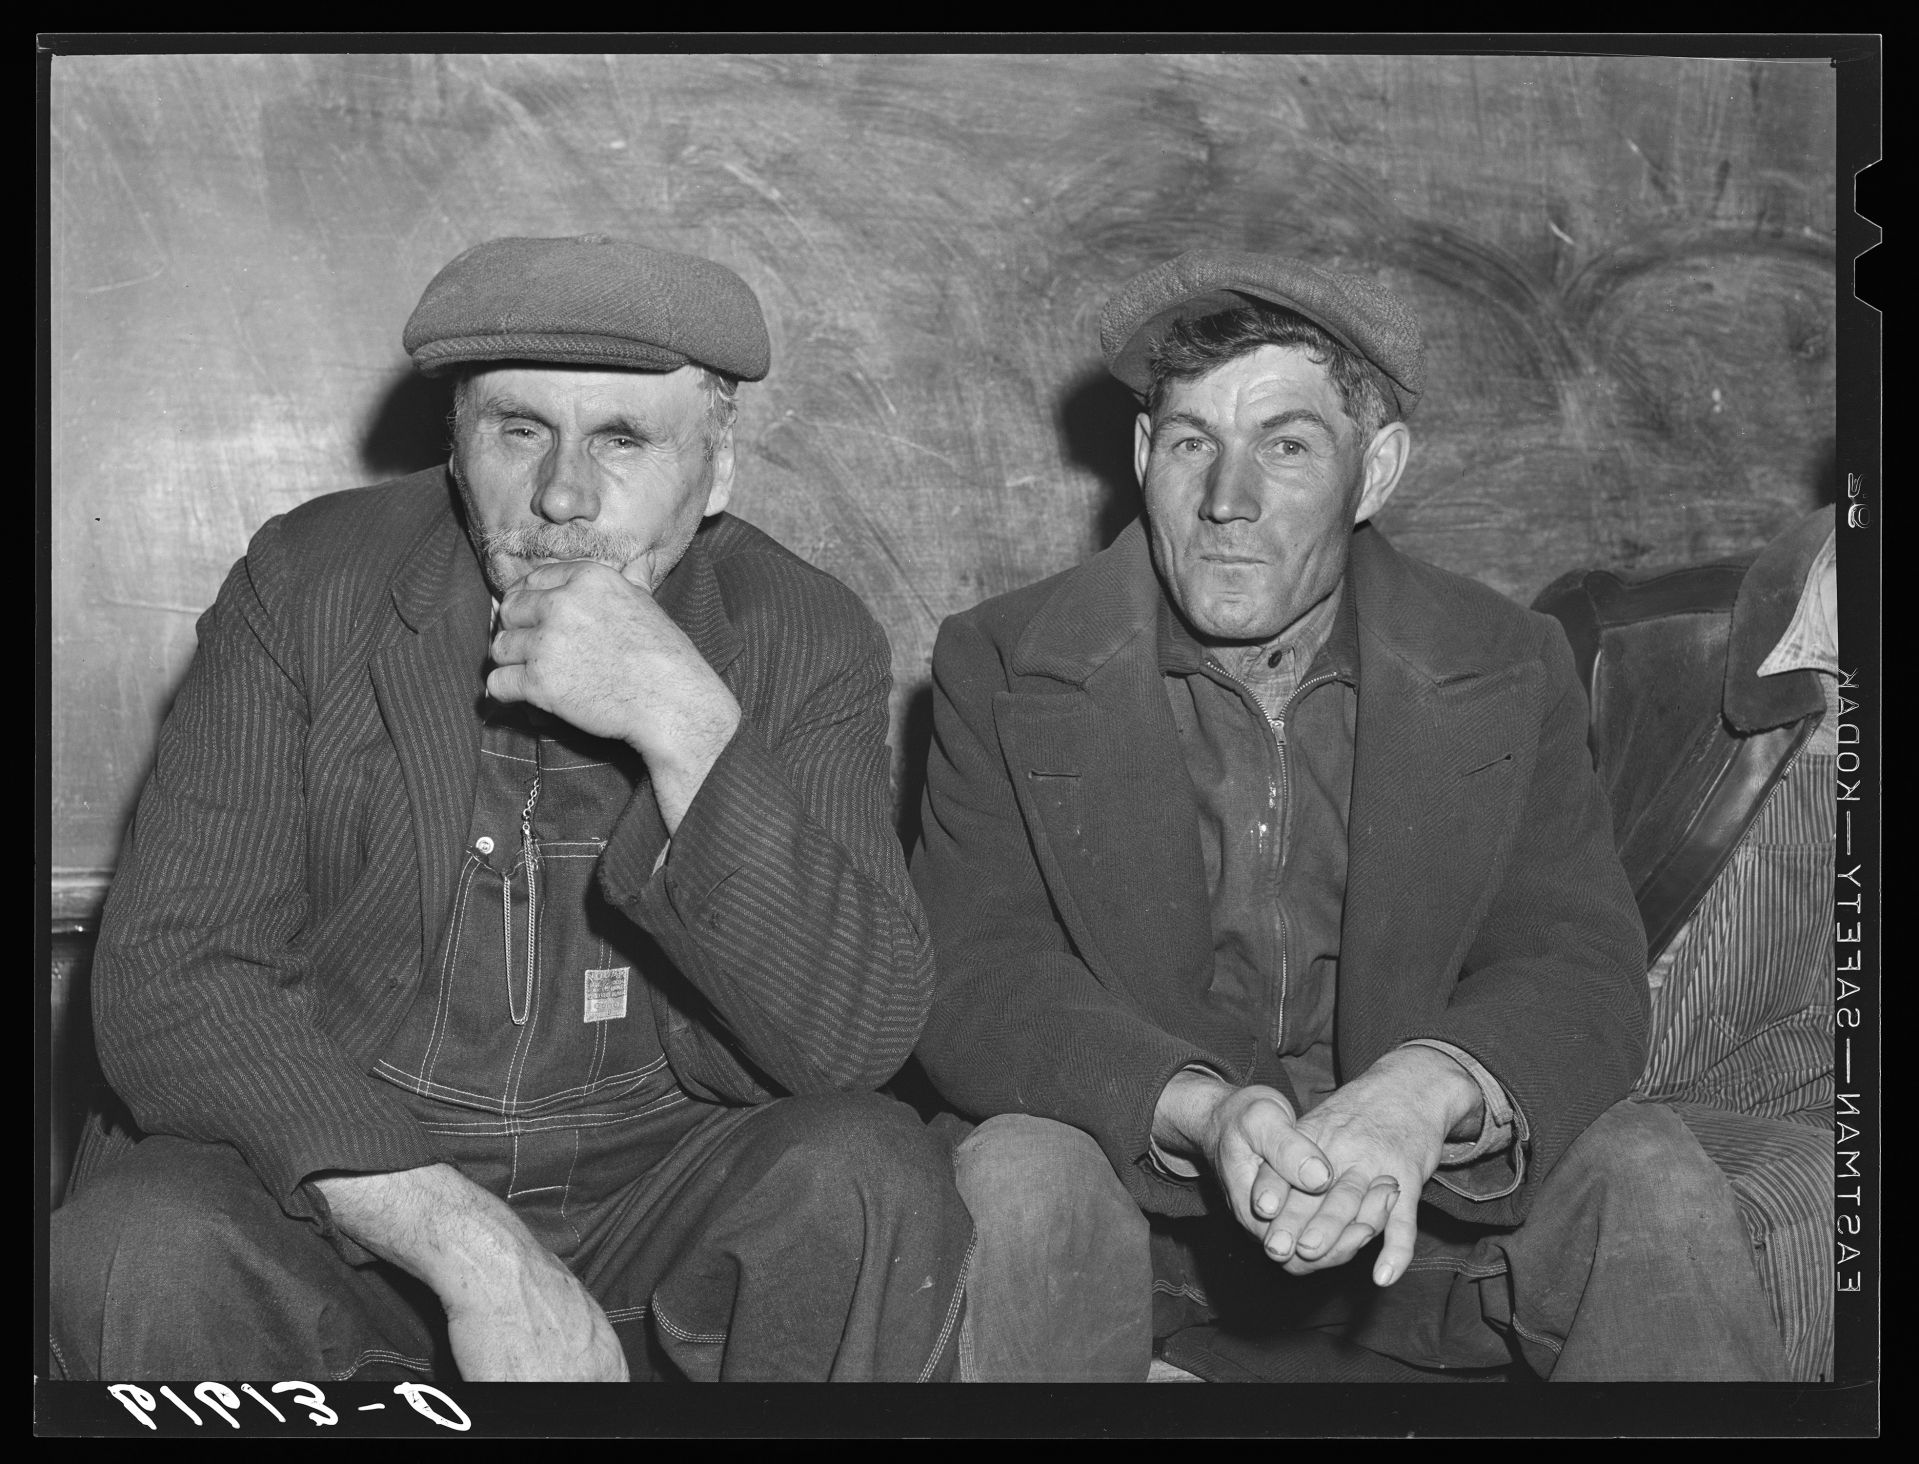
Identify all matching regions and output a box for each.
[951,1116,1150,1381]
[56,1144,256,1300]
[51,1139,299,1374]
[1555,1099,1738,1231]
[757,1092,960,1221]
[956,1114,1145,1261]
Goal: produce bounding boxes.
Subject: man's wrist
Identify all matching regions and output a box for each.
[1151,1066,1244,1171]
[1370,1046,1484,1144]
[1151,1074,1228,1158]
[313,1164,544,1298]
[629,690,742,833]
[1397,1039,1521,1162]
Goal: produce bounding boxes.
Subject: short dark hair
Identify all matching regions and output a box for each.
[1146,300,1393,441]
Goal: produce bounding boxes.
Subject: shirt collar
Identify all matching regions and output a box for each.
[1158,575,1358,687]
[1754,521,1837,678]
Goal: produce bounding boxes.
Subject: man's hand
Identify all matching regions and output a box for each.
[1151,1071,1336,1243]
[438,1242,628,1383]
[487,559,741,831]
[1267,1047,1484,1286]
[314,1165,628,1382]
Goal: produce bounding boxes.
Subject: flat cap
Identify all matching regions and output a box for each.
[1100,249,1425,419]
[404,234,771,381]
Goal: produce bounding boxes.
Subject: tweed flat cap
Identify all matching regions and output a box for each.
[1100,249,1425,419]
[404,234,771,381]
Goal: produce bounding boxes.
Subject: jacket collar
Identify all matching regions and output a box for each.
[652,518,747,678]
[1346,525,1493,684]
[1011,518,1164,684]
[1012,515,1491,688]
[1723,507,1834,733]
[388,471,492,637]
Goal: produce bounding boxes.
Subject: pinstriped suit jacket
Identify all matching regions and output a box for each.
[87,468,932,1236]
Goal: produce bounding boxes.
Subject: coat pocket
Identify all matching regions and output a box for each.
[1025,770,1084,846]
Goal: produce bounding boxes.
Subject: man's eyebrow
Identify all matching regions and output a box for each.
[472,393,549,423]
[1154,407,1341,437]
[1154,410,1216,434]
[1257,408,1338,437]
[474,396,656,439]
[588,414,655,440]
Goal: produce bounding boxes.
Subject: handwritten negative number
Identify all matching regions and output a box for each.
[106,1380,470,1432]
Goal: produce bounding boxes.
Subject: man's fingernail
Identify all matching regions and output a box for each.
[1374,1260,1396,1286]
[1301,1160,1330,1189]
[1254,1191,1277,1219]
[1267,1231,1294,1260]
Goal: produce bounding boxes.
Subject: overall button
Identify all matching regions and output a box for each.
[475,836,495,855]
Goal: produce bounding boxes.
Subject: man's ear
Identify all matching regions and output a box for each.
[703,429,736,517]
[1354,421,1411,524]
[1133,411,1153,488]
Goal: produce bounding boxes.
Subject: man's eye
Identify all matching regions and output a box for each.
[1167,436,1211,455]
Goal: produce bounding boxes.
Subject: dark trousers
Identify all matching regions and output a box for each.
[958,1098,1790,1382]
[50,1093,971,1383]
[1147,1098,1790,1380]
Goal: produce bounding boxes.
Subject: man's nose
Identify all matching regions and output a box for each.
[530,438,601,523]
[1200,450,1262,524]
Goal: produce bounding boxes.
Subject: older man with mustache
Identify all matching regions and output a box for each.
[51,235,971,1384]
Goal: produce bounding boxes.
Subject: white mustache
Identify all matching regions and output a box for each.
[477,522,649,566]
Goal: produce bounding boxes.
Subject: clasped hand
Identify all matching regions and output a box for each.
[1188,1052,1473,1287]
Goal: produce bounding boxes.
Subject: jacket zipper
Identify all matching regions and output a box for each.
[1208,659,1340,1060]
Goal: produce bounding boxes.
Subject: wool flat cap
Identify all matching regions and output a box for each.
[1100,249,1425,419]
[404,234,771,381]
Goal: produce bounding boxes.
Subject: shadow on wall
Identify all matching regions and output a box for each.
[1810,436,1838,509]
[1059,364,1146,550]
[892,366,1146,855]
[894,680,935,857]
[361,368,456,479]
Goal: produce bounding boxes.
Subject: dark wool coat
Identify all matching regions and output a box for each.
[911,519,1649,1229]
[85,468,933,1244]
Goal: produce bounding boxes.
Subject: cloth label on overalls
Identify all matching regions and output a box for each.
[583,967,630,1023]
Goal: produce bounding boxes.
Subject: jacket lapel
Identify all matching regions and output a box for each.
[1340,528,1539,1062]
[370,490,494,962]
[997,519,1545,1063]
[614,524,744,843]
[654,521,746,684]
[997,523,1214,992]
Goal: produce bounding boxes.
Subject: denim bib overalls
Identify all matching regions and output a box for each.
[372,705,707,1258]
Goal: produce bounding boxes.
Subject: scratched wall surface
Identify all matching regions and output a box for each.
[51,53,1839,892]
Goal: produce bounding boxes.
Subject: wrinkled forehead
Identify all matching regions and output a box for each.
[455,361,710,420]
[1148,344,1352,428]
